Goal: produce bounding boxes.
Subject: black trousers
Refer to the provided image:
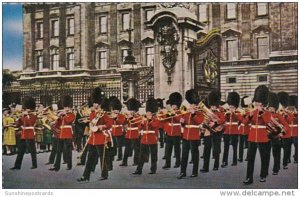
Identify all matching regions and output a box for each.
[180,139,200,175]
[111,135,124,160]
[75,130,84,151]
[14,139,37,168]
[159,128,165,148]
[79,143,90,165]
[165,135,181,167]
[222,134,238,164]
[83,145,109,179]
[246,142,269,180]
[282,138,292,166]
[136,144,157,173]
[54,139,72,170]
[292,137,298,162]
[202,133,221,170]
[239,135,248,160]
[271,139,281,173]
[48,137,58,163]
[123,138,140,165]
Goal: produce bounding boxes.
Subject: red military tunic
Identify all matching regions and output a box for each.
[245,109,272,143]
[16,113,37,140]
[239,111,251,135]
[163,111,182,137]
[125,114,142,139]
[224,111,244,135]
[54,112,75,139]
[140,117,160,145]
[182,111,204,140]
[88,112,112,145]
[283,112,298,138]
[111,113,126,137]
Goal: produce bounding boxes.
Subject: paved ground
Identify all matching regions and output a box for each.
[2,143,298,189]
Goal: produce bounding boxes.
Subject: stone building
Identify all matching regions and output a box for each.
[4,2,297,107]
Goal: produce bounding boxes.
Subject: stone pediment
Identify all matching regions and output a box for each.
[49,45,59,50]
[95,41,109,49]
[252,25,270,34]
[221,28,241,37]
[118,39,132,47]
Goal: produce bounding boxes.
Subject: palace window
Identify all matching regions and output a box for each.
[257,3,268,16]
[122,13,130,31]
[121,49,128,63]
[226,3,237,20]
[99,51,107,69]
[198,4,208,22]
[145,9,154,21]
[99,16,107,33]
[226,40,238,61]
[67,18,74,35]
[50,54,59,70]
[51,20,59,37]
[257,75,268,82]
[146,47,154,67]
[67,52,74,69]
[257,37,269,59]
[37,22,43,39]
[227,77,237,84]
[37,55,43,71]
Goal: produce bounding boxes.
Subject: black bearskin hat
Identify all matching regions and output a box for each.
[277,92,289,108]
[62,95,73,108]
[156,98,164,109]
[146,98,158,114]
[126,98,140,112]
[185,89,200,105]
[288,95,297,109]
[109,97,122,111]
[208,90,221,107]
[253,85,269,106]
[23,96,36,110]
[268,92,279,111]
[227,92,240,108]
[169,92,182,108]
[91,87,105,105]
[101,98,110,112]
[241,96,249,108]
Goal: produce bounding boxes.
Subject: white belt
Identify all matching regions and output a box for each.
[251,125,266,129]
[112,125,123,128]
[127,127,138,130]
[185,125,200,129]
[61,125,73,129]
[143,130,155,134]
[289,124,298,127]
[22,126,35,130]
[168,123,181,126]
[226,122,238,125]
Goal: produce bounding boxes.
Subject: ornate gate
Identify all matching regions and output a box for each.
[193,29,222,99]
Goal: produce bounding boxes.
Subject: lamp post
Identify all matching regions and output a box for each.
[118,28,139,101]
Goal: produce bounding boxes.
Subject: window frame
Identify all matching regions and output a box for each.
[37,22,43,39]
[256,3,268,17]
[225,3,237,20]
[257,37,269,59]
[67,18,75,36]
[121,12,130,31]
[98,50,108,70]
[145,46,154,67]
[226,39,239,61]
[257,75,268,82]
[227,77,237,84]
[99,15,108,34]
[51,19,59,37]
[198,4,208,22]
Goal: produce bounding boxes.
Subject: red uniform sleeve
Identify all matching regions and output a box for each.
[63,113,75,124]
[276,113,290,133]
[191,112,204,125]
[216,111,226,125]
[116,114,126,125]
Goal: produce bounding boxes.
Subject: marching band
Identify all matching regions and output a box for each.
[3,85,298,185]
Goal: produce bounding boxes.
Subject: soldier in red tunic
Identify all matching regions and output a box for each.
[288,95,298,163]
[49,95,75,171]
[132,98,160,175]
[238,96,251,162]
[277,92,292,169]
[162,92,183,169]
[120,98,141,166]
[243,85,272,185]
[109,97,126,162]
[200,90,226,173]
[77,87,112,182]
[222,92,243,167]
[266,92,289,175]
[11,97,38,170]
[177,89,204,179]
